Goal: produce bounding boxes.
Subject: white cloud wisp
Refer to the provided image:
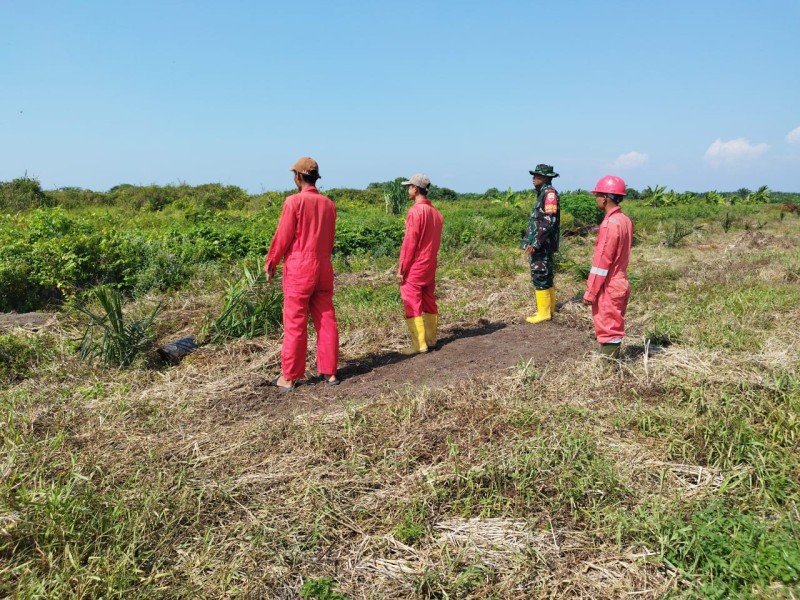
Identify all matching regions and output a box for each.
[613,151,649,169]
[786,126,800,144]
[704,138,769,166]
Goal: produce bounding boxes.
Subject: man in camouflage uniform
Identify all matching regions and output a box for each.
[521,164,560,324]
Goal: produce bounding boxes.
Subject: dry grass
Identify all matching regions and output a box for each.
[2,208,800,599]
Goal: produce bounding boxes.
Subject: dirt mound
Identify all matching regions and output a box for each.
[214,319,593,419]
[0,312,56,333]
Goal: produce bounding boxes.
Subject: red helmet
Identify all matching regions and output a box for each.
[592,175,626,196]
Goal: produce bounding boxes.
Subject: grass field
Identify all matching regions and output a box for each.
[1,186,799,598]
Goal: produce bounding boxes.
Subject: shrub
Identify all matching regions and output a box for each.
[325,188,383,207]
[560,193,600,226]
[383,178,407,215]
[0,176,51,211]
[201,262,283,342]
[428,185,459,203]
[75,287,163,367]
[334,219,405,256]
[0,334,49,383]
[49,187,110,208]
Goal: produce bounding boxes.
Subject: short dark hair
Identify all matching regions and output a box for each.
[298,172,319,185]
[413,184,429,196]
[607,193,623,204]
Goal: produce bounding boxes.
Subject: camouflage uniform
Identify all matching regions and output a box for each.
[522,181,560,290]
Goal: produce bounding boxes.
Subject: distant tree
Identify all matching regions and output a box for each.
[428,185,458,202]
[642,185,667,207]
[744,185,770,204]
[0,175,50,211]
[737,187,751,200]
[625,187,640,199]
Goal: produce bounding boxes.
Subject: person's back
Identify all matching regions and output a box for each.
[403,199,442,280]
[283,187,336,260]
[597,206,632,282]
[397,174,443,356]
[265,157,340,390]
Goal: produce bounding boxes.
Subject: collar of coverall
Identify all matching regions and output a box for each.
[299,185,318,193]
[605,204,622,218]
[414,196,431,205]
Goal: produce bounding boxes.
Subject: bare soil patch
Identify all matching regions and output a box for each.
[212,318,592,419]
[0,312,56,333]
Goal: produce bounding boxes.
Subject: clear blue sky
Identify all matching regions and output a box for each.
[2,1,799,194]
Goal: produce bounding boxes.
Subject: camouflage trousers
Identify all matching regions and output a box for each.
[529,251,554,290]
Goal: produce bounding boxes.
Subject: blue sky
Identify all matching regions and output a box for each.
[2,1,799,194]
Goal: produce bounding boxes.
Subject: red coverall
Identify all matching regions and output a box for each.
[264,186,339,380]
[583,206,633,344]
[399,198,443,317]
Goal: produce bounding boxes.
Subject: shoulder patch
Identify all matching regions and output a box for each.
[544,191,558,214]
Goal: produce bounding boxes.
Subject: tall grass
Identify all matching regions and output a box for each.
[200,262,283,342]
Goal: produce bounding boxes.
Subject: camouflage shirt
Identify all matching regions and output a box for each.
[522,184,560,253]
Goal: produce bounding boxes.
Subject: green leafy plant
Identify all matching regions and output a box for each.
[490,187,525,209]
[745,184,770,205]
[0,174,51,211]
[664,222,704,247]
[75,286,163,367]
[300,577,348,600]
[383,177,407,215]
[201,262,283,342]
[721,211,735,233]
[642,184,667,207]
[0,334,49,383]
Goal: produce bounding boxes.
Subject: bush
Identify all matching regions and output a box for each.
[334,219,405,256]
[0,176,51,211]
[325,187,383,207]
[429,185,459,203]
[49,187,110,208]
[560,193,600,226]
[0,334,49,383]
[201,263,283,342]
[75,287,163,367]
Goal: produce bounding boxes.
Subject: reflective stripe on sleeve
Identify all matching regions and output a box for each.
[590,266,609,276]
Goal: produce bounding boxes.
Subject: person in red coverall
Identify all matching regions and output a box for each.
[264,157,339,391]
[397,173,443,355]
[583,175,633,365]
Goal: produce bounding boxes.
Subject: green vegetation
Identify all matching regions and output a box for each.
[75,286,163,367]
[1,176,799,598]
[200,262,283,342]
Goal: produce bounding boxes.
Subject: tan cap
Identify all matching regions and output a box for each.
[401,173,431,189]
[289,156,321,178]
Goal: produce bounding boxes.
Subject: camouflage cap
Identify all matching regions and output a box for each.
[529,164,559,178]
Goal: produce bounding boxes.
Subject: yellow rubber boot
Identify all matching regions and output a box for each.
[526,289,552,324]
[401,317,428,355]
[549,287,556,313]
[422,313,438,349]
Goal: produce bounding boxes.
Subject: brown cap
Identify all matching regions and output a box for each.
[401,173,431,189]
[289,157,321,178]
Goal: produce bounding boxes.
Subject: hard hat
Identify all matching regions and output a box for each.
[591,175,626,196]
